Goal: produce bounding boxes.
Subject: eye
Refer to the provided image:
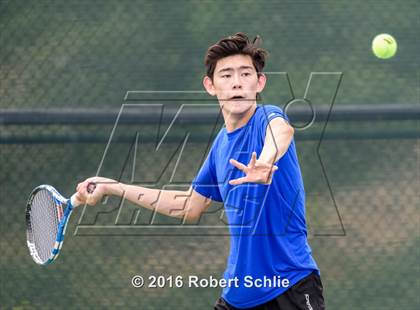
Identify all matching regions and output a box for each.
[242,72,251,77]
[222,74,231,78]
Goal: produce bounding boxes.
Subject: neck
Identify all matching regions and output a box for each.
[223,104,257,133]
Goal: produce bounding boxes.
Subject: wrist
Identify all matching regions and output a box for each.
[258,151,277,165]
[105,182,124,197]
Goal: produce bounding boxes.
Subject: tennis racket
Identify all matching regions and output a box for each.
[26,183,95,265]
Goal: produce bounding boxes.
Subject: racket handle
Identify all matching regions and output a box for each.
[70,193,82,208]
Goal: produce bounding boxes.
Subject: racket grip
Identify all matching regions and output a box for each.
[70,193,82,208]
[87,182,96,194]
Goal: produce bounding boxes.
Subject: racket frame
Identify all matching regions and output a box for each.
[26,185,75,266]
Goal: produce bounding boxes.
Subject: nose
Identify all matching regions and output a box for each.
[232,73,242,89]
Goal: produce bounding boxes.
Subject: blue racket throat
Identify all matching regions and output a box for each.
[53,199,74,255]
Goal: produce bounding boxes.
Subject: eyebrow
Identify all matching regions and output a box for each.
[217,65,254,74]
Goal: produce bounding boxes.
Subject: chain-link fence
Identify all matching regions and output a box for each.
[1,0,419,309]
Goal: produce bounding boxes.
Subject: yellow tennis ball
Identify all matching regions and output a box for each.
[372,34,397,59]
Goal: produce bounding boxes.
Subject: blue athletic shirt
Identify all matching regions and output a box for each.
[192,104,320,309]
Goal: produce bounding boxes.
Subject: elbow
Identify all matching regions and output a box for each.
[182,200,202,223]
[285,124,294,146]
[183,201,209,223]
[184,210,202,223]
[277,125,294,157]
[288,124,295,137]
[182,189,211,223]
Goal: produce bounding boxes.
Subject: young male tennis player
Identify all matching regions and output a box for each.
[77,33,325,310]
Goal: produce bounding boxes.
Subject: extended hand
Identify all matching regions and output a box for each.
[76,176,120,206]
[229,152,278,185]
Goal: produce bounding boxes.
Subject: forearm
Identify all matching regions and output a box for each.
[259,127,294,164]
[105,183,193,219]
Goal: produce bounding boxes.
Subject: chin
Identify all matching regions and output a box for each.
[224,100,255,115]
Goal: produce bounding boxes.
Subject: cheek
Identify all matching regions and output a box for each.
[213,83,231,95]
[243,82,259,93]
[245,76,259,87]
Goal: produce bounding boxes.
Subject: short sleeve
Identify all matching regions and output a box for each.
[258,104,289,141]
[192,148,223,202]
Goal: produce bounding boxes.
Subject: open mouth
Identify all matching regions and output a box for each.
[230,95,245,100]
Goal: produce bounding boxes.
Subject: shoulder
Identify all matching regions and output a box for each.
[207,127,226,154]
[213,127,226,143]
[256,104,288,123]
[258,104,285,116]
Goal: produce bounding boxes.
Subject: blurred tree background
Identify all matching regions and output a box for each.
[1,0,418,108]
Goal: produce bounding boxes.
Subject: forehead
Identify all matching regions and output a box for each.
[214,54,254,73]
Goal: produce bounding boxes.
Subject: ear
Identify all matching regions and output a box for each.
[203,76,216,96]
[256,73,267,93]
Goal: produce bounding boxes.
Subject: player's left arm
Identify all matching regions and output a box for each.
[259,117,295,165]
[229,117,294,185]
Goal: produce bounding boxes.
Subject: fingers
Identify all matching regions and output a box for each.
[229,163,279,186]
[229,176,248,186]
[76,178,101,206]
[73,192,84,207]
[77,177,100,192]
[86,194,98,206]
[250,152,257,167]
[87,182,97,194]
[230,152,258,171]
[229,158,247,171]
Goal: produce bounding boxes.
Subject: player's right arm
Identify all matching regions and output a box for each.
[76,177,212,222]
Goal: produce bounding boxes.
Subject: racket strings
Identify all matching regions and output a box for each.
[28,189,61,263]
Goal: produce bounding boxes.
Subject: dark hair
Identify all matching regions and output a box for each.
[204,32,268,79]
